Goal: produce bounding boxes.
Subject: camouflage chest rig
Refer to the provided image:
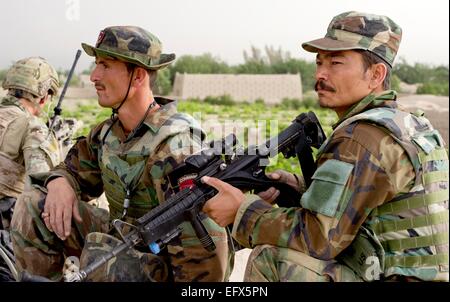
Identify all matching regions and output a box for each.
[324,107,449,281]
[98,105,204,222]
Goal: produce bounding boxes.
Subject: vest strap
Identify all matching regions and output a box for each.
[385,253,449,268]
[423,170,449,185]
[376,190,449,215]
[418,148,449,163]
[381,232,449,252]
[373,211,449,234]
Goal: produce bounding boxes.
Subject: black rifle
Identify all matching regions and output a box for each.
[21,111,325,282]
[47,49,82,132]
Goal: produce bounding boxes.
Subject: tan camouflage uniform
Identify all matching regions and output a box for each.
[1,57,60,231]
[11,26,232,282]
[0,96,60,199]
[232,12,449,282]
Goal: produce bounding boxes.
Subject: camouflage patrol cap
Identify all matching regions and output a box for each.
[2,57,60,98]
[302,11,402,67]
[81,26,175,70]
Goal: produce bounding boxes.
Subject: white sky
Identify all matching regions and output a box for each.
[2,0,449,71]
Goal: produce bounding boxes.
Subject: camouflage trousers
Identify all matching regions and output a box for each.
[10,186,233,282]
[244,245,363,282]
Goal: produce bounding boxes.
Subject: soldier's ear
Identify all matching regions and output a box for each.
[39,94,50,105]
[369,63,387,89]
[132,67,147,88]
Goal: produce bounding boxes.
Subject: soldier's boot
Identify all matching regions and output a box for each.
[10,186,109,281]
[244,244,363,282]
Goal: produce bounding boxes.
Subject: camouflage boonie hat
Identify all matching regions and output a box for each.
[302,11,402,67]
[2,57,60,98]
[81,26,175,70]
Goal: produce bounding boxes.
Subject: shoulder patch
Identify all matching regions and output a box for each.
[300,159,354,217]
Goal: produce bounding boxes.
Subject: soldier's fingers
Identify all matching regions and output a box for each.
[201,176,229,192]
[49,202,58,234]
[266,172,281,180]
[269,190,280,204]
[257,187,276,200]
[42,215,53,232]
[43,196,51,218]
[63,205,72,238]
[260,189,280,204]
[54,205,65,240]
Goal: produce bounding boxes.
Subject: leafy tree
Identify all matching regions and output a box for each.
[390,74,401,92]
[169,53,231,82]
[393,57,449,86]
[0,69,7,82]
[237,46,317,92]
[417,82,449,96]
[154,68,172,95]
[57,69,80,87]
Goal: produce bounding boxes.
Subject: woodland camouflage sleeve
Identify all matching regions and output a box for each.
[232,123,415,260]
[46,122,105,201]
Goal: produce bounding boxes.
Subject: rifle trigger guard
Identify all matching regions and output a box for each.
[111,219,137,244]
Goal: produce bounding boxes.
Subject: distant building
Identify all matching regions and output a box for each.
[172,73,302,104]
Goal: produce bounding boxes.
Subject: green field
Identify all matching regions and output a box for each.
[63,98,337,175]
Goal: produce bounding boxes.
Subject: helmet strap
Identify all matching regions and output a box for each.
[111,67,135,119]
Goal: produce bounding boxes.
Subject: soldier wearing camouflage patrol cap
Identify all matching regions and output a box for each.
[202,11,449,282]
[11,26,233,282]
[0,57,62,234]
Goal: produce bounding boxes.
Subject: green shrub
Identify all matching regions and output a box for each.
[391,74,401,92]
[203,94,236,106]
[302,96,319,109]
[280,98,302,110]
[417,82,449,96]
[0,69,7,82]
[254,98,265,105]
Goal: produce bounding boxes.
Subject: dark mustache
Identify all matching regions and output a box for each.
[315,80,336,92]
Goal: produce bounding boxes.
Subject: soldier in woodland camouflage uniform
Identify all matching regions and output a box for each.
[11,26,232,282]
[0,57,61,232]
[203,11,449,282]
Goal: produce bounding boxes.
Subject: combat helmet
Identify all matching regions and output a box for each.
[2,57,60,99]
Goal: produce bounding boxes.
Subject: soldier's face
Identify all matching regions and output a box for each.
[90,56,132,108]
[314,50,373,117]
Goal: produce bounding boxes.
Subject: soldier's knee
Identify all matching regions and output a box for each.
[11,187,44,229]
[248,244,278,263]
[10,187,48,251]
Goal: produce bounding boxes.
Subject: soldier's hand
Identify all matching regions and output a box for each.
[43,177,82,240]
[201,176,245,227]
[257,170,301,204]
